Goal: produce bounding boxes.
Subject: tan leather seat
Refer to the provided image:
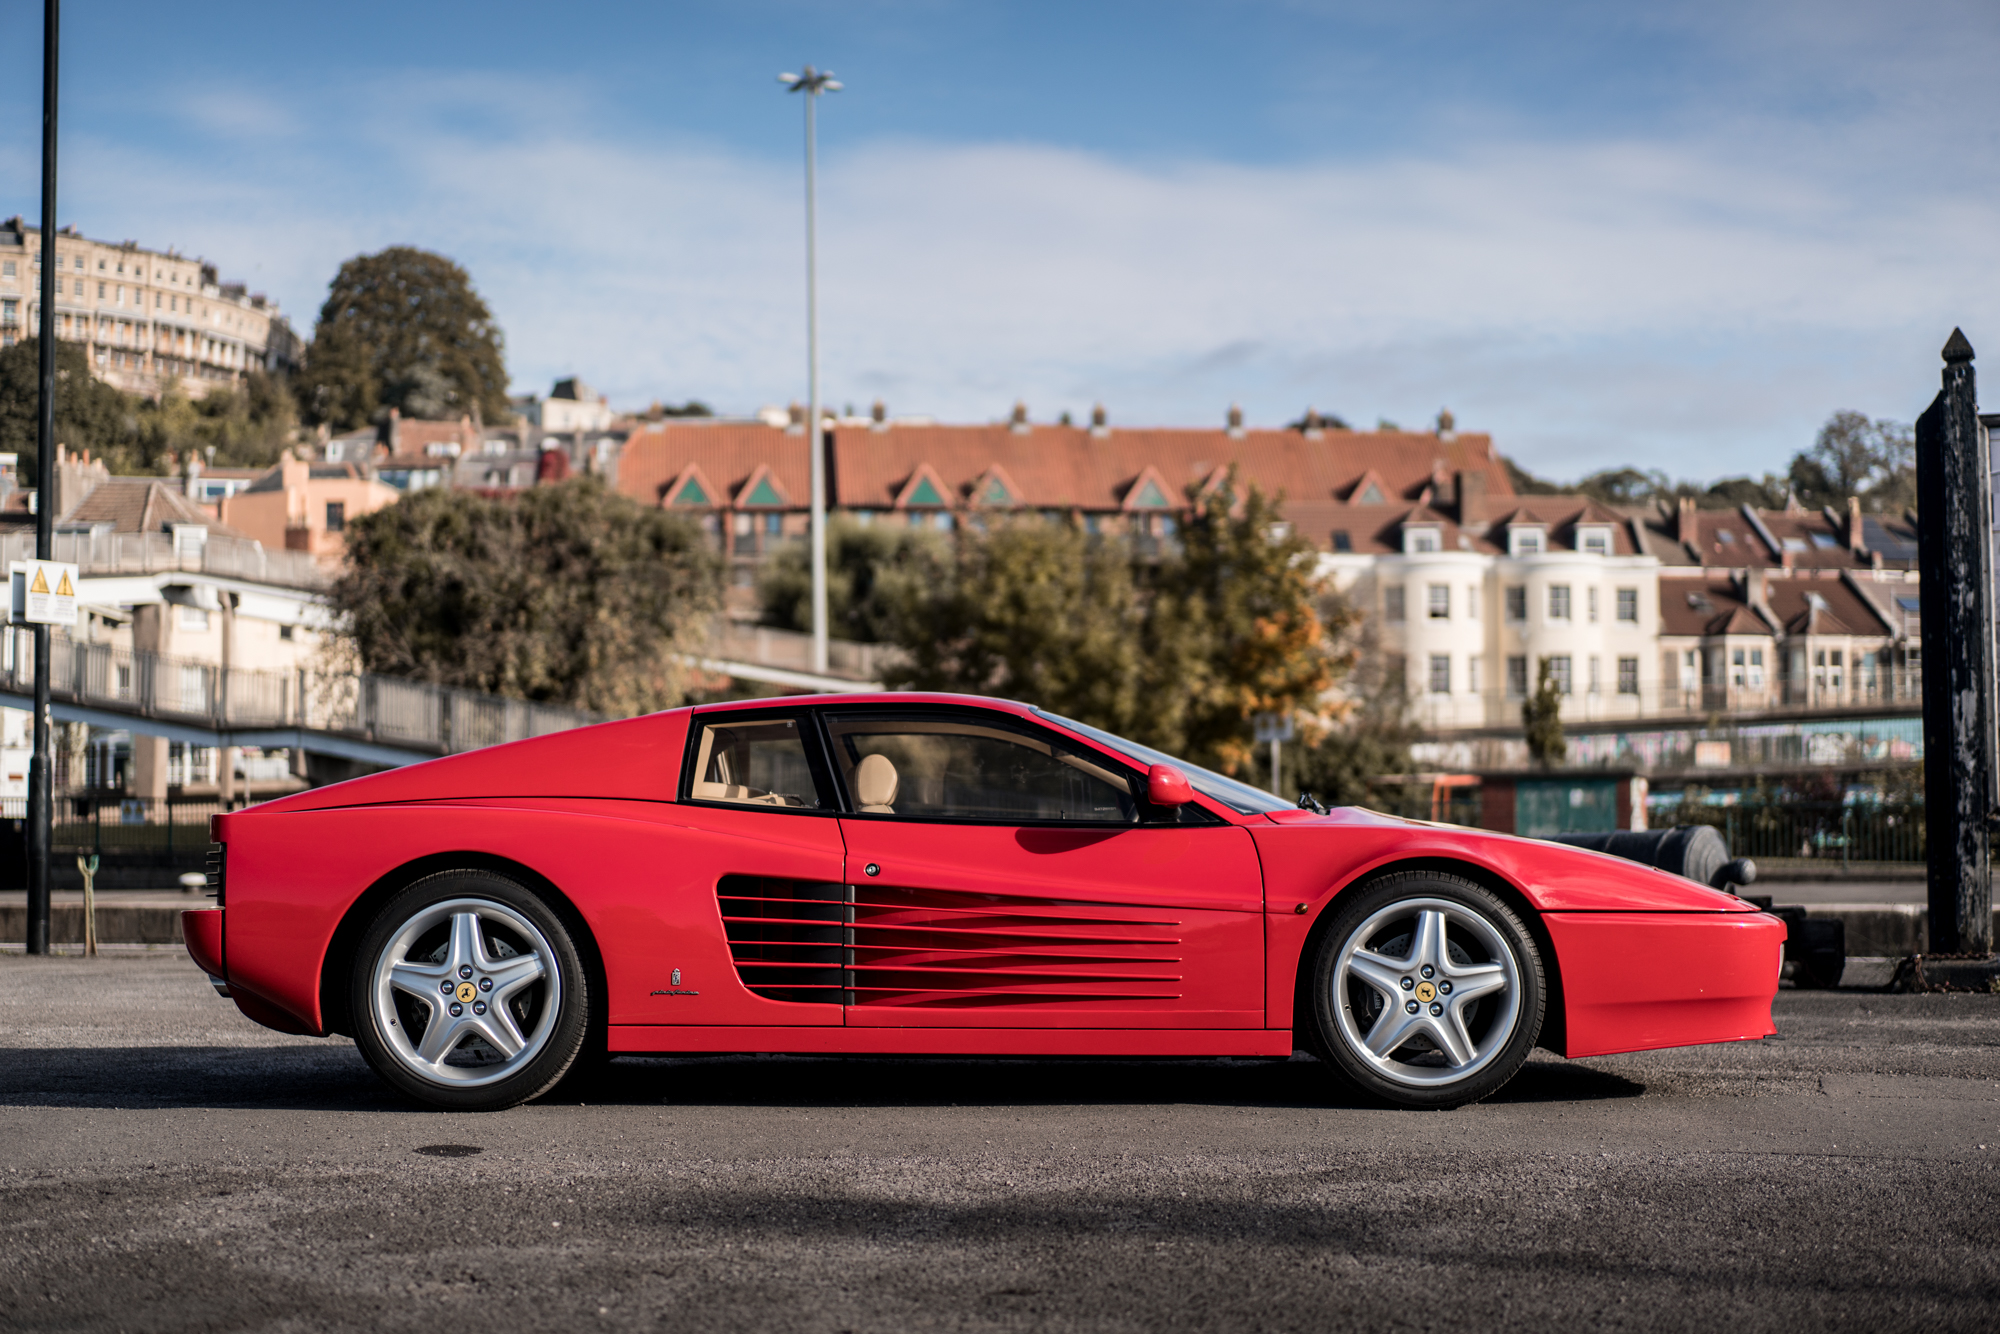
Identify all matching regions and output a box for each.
[855,753,899,814]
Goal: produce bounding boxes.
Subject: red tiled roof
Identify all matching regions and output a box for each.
[616,421,813,511]
[825,424,1512,514]
[1659,574,1893,639]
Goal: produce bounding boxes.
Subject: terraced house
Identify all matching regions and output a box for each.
[0,216,299,397]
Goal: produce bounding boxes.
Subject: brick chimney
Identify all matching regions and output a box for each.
[1010,401,1029,433]
[1090,403,1109,438]
[1226,403,1245,439]
[1847,495,1867,558]
[1456,469,1486,523]
[1676,494,1697,543]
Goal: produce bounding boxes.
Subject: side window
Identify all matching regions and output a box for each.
[824,713,1139,824]
[686,715,830,810]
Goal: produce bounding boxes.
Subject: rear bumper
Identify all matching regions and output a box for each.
[1545,910,1785,1059]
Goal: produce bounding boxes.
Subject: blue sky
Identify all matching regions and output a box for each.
[2,1,1996,481]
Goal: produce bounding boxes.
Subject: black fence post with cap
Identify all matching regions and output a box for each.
[1915,327,1995,956]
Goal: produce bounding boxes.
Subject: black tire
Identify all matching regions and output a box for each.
[1308,871,1544,1109]
[349,870,591,1111]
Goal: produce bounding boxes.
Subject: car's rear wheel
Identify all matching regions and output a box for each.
[1309,871,1544,1109]
[350,871,590,1111]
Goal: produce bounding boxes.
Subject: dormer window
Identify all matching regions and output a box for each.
[1577,525,1613,556]
[1508,527,1545,557]
[1404,526,1441,554]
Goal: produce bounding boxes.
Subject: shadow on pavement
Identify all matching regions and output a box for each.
[0,1045,1646,1113]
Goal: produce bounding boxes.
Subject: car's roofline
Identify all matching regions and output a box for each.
[688,691,1038,716]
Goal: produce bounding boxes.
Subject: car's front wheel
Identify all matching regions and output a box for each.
[1309,872,1544,1109]
[350,871,590,1111]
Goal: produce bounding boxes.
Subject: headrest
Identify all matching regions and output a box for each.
[854,753,899,810]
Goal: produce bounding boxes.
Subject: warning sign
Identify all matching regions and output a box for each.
[10,560,78,627]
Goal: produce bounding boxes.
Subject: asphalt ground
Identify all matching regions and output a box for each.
[1,954,1997,1333]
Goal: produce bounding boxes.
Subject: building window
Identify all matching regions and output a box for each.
[1427,584,1450,619]
[279,624,296,641]
[1579,527,1612,555]
[1505,586,1526,621]
[1749,647,1765,687]
[1618,656,1639,695]
[178,606,210,631]
[1467,585,1479,619]
[1548,585,1571,621]
[1616,587,1638,622]
[1506,655,1528,698]
[1428,654,1451,695]
[1587,586,1599,622]
[1468,655,1482,694]
[1510,528,1544,556]
[1331,529,1352,552]
[1384,586,1406,621]
[1386,655,1407,692]
[1,261,12,276]
[325,501,345,532]
[1546,655,1573,695]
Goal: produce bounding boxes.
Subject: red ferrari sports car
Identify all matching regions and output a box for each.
[183,693,1783,1111]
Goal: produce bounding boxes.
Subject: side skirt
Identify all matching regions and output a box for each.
[608,1026,1297,1058]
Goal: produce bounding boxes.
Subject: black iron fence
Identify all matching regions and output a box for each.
[2,795,225,855]
[1648,800,1925,864]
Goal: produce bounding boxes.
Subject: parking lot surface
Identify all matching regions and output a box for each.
[2,953,1997,1332]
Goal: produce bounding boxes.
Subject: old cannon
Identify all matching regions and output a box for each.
[1550,826,1844,989]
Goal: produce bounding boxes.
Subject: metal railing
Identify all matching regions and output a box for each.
[710,619,906,683]
[0,628,599,757]
[1402,672,1924,733]
[0,795,226,855]
[0,529,328,590]
[1649,799,1927,864]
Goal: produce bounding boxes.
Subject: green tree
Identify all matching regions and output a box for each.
[297,247,511,431]
[757,519,946,643]
[330,477,720,716]
[883,520,1148,738]
[1779,411,1914,513]
[880,479,1341,775]
[134,371,299,472]
[1523,658,1566,769]
[0,337,137,481]
[1290,594,1418,808]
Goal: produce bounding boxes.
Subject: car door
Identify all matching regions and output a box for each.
[823,706,1265,1030]
[632,707,848,1028]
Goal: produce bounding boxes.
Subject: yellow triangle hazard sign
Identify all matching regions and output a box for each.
[28,566,47,595]
[55,571,74,597]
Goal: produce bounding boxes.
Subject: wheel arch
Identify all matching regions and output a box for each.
[1290,855,1567,1056]
[317,850,609,1046]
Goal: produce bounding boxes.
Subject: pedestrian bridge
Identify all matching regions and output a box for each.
[0,630,599,768]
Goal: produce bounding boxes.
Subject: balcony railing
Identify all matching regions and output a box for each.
[1402,672,1923,733]
[0,629,597,756]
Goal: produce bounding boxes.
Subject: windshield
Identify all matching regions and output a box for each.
[1033,709,1294,815]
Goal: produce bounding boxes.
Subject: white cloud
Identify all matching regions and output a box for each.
[34,54,2000,484]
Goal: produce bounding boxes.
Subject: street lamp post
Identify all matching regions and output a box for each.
[27,0,60,955]
[779,64,841,676]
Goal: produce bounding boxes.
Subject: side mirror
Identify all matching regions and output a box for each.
[1146,763,1195,807]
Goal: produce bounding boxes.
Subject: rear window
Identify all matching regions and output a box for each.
[686,716,831,810]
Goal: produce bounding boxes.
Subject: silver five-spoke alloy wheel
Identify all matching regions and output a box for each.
[1330,896,1522,1087]
[371,897,561,1088]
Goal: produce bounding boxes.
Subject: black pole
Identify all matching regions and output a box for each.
[26,0,59,956]
[1915,328,1993,956]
